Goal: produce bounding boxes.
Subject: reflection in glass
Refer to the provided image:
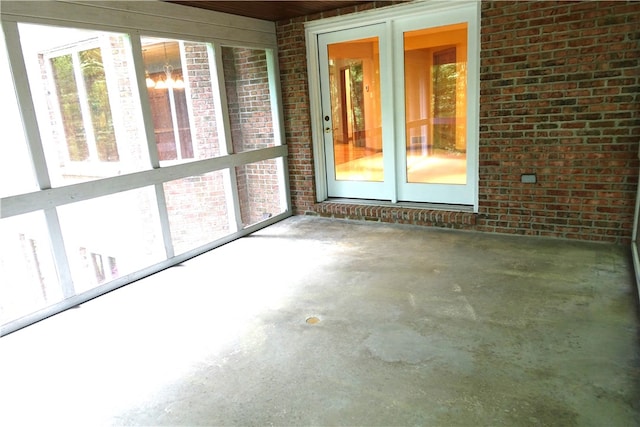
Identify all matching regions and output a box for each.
[0,212,61,325]
[164,171,231,255]
[327,37,382,182]
[80,48,119,162]
[49,48,119,162]
[18,23,150,186]
[142,37,221,162]
[50,53,89,161]
[404,23,467,184]
[56,187,165,293]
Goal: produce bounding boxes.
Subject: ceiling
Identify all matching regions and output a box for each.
[168,1,372,22]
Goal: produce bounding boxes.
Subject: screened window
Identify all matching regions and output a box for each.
[142,37,222,163]
[19,24,151,187]
[1,1,288,336]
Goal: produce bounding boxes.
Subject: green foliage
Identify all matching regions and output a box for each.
[50,46,119,163]
[80,48,118,162]
[51,54,89,161]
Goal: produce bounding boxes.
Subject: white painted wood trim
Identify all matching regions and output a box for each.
[305,27,327,202]
[2,21,52,189]
[304,0,476,33]
[0,146,288,218]
[470,0,481,213]
[223,168,241,234]
[1,1,276,48]
[266,47,291,213]
[381,20,397,204]
[227,168,244,231]
[277,156,292,213]
[43,207,75,298]
[130,34,160,168]
[154,183,175,259]
[211,42,233,156]
[267,48,284,147]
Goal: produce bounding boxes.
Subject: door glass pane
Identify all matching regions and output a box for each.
[0,23,38,198]
[0,212,61,325]
[142,37,221,162]
[327,37,382,182]
[404,23,467,184]
[222,46,276,153]
[56,187,165,294]
[18,23,151,187]
[164,171,231,255]
[236,159,285,228]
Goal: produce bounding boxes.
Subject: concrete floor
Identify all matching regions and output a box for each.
[1,216,639,426]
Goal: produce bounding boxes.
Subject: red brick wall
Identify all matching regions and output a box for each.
[223,46,283,226]
[164,172,230,254]
[478,0,640,242]
[184,41,220,158]
[223,47,275,153]
[276,0,640,244]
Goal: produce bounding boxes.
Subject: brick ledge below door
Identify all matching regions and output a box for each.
[308,200,477,229]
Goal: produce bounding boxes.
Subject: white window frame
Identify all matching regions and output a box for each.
[305,0,480,211]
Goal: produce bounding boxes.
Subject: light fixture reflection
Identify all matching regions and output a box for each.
[147,42,185,90]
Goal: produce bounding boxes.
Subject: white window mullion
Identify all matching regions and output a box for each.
[210,41,241,232]
[129,34,175,259]
[153,184,175,259]
[3,21,52,188]
[304,29,327,202]
[179,40,199,159]
[130,34,160,168]
[266,48,290,213]
[209,42,233,156]
[382,20,397,204]
[2,20,75,297]
[223,169,241,232]
[266,48,284,147]
[43,208,75,298]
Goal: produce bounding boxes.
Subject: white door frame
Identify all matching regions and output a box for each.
[306,0,480,210]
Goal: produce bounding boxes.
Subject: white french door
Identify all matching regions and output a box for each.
[393,14,477,205]
[318,24,395,201]
[313,2,479,207]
